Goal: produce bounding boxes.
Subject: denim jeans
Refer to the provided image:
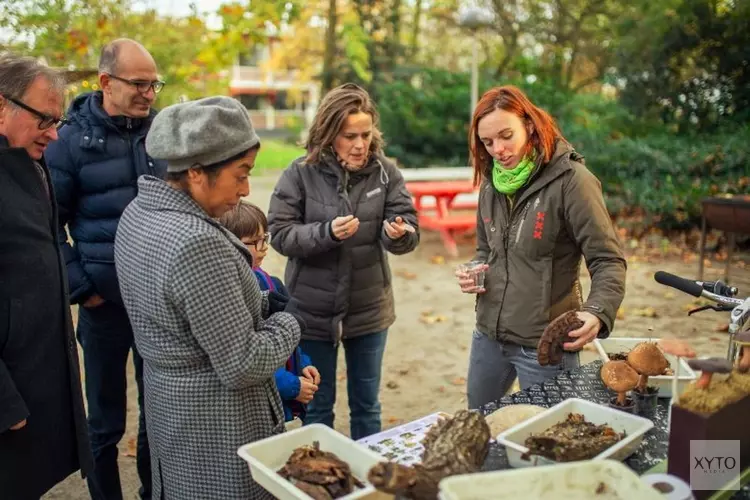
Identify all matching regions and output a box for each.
[467,329,580,409]
[300,330,387,440]
[77,302,151,500]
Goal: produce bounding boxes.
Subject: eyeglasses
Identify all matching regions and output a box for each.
[2,94,68,130]
[107,74,165,94]
[245,232,271,250]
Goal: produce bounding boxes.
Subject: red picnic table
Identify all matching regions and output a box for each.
[405,180,479,257]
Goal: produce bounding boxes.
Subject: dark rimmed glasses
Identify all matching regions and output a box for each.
[2,94,68,130]
[245,232,271,250]
[107,74,165,94]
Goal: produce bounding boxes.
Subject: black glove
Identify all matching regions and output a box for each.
[267,291,290,315]
[284,297,308,333]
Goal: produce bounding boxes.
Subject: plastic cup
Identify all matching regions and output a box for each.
[457,260,486,289]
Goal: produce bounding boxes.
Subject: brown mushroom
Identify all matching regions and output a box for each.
[658,338,697,359]
[601,360,639,406]
[627,342,669,392]
[687,358,734,389]
[733,332,750,373]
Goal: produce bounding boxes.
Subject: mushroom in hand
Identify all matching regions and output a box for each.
[627,342,669,393]
[687,358,733,389]
[733,332,750,373]
[601,360,640,406]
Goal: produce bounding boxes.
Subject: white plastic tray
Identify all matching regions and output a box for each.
[495,398,654,468]
[237,423,385,500]
[593,337,697,397]
[438,459,664,500]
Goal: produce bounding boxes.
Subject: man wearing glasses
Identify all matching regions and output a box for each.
[45,38,166,500]
[0,53,93,498]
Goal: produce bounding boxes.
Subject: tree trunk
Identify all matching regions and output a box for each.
[409,0,423,60]
[321,0,337,93]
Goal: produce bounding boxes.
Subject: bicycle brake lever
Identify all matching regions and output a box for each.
[687,304,734,316]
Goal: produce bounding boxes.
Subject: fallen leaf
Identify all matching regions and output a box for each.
[633,307,659,318]
[421,309,435,317]
[386,381,399,389]
[616,307,626,320]
[395,269,418,280]
[122,437,137,458]
[451,377,466,386]
[663,291,675,299]
[386,417,399,424]
[437,386,446,393]
[715,324,729,332]
[430,255,445,265]
[398,368,410,376]
[709,337,722,342]
[337,374,346,381]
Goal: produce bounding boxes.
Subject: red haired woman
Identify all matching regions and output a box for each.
[456,85,627,408]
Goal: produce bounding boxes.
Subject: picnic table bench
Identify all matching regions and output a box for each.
[405,180,478,257]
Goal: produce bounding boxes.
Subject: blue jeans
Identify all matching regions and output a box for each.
[467,330,580,409]
[301,330,387,440]
[77,302,151,500]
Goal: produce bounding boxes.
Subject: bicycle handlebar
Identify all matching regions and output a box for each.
[654,271,745,307]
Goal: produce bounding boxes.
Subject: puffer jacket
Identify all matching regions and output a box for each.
[475,140,627,347]
[45,91,167,306]
[268,152,419,343]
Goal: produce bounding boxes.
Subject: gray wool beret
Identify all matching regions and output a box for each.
[145,96,260,173]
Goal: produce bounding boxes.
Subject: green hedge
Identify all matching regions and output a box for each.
[376,68,750,229]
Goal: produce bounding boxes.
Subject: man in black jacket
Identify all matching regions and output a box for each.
[45,39,166,500]
[0,52,93,499]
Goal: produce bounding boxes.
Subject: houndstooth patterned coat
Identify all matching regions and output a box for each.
[114,175,301,500]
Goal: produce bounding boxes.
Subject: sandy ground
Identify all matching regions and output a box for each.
[46,171,750,499]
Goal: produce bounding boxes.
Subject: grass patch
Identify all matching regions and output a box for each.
[255,139,304,171]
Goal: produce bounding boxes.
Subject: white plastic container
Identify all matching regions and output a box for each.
[495,398,654,469]
[237,423,385,500]
[438,459,664,500]
[593,337,697,397]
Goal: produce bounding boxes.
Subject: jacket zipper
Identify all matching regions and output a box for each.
[495,195,512,335]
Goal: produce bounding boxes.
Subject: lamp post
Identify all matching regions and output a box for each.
[458,7,494,120]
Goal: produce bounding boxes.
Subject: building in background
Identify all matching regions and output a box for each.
[229,36,318,134]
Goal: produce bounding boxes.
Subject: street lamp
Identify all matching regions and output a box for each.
[458,7,494,120]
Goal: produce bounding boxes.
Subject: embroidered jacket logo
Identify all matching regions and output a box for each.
[534,211,545,240]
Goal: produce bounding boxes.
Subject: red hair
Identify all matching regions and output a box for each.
[469,85,565,186]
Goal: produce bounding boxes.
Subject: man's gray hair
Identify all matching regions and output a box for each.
[0,52,65,101]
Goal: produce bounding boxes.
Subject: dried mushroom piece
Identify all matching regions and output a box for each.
[278,441,364,499]
[601,360,639,406]
[627,342,669,392]
[368,410,491,500]
[522,413,624,462]
[538,310,584,366]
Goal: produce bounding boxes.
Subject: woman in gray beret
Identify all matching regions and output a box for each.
[268,83,420,440]
[114,96,303,500]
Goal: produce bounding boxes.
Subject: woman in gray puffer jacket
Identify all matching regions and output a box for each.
[268,83,419,440]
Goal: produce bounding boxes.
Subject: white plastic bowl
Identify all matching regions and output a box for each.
[237,423,385,500]
[593,337,697,397]
[438,459,664,500]
[495,398,654,469]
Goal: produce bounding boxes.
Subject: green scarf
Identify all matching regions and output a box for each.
[492,153,536,195]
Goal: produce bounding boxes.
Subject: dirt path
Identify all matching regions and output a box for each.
[47,171,749,499]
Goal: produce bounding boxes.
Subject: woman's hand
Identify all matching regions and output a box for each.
[331,215,360,240]
[10,419,27,431]
[455,264,489,294]
[301,366,321,385]
[295,377,317,404]
[383,216,415,240]
[563,311,602,350]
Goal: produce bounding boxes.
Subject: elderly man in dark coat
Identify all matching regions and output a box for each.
[115,96,303,499]
[0,53,93,499]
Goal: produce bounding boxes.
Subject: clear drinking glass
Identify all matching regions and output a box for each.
[457,260,486,289]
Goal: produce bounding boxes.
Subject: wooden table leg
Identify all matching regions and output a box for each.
[698,214,707,280]
[725,232,735,284]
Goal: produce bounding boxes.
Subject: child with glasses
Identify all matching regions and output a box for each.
[219,201,319,423]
